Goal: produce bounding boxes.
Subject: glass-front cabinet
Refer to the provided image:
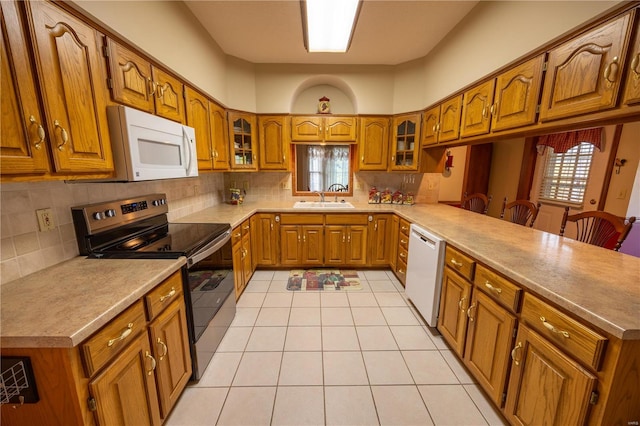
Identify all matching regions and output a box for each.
[228,111,257,170]
[390,114,421,171]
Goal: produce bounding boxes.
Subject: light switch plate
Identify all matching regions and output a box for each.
[36,208,56,232]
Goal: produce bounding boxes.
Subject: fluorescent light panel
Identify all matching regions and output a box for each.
[305,0,360,52]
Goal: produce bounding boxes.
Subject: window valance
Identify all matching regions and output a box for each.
[536,127,603,153]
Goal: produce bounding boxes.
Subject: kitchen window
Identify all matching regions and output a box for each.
[294,144,352,195]
[538,142,595,205]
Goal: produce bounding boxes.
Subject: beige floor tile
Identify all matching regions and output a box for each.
[371,385,434,426]
[351,307,387,325]
[236,292,266,308]
[321,292,349,307]
[232,352,282,386]
[245,326,287,351]
[217,386,276,426]
[165,387,228,426]
[323,351,368,385]
[381,306,420,325]
[402,350,459,384]
[368,280,399,292]
[251,270,275,281]
[255,307,291,326]
[374,292,407,306]
[192,352,242,387]
[278,352,323,385]
[321,307,354,325]
[292,292,321,307]
[272,386,325,426]
[217,327,252,352]
[362,351,413,385]
[347,292,378,307]
[289,307,321,326]
[284,326,322,351]
[273,270,291,280]
[263,292,293,307]
[269,280,290,292]
[244,280,271,292]
[356,326,398,350]
[464,384,509,425]
[363,270,390,280]
[325,385,379,426]
[418,384,488,425]
[390,326,437,350]
[322,326,360,351]
[429,332,452,350]
[441,350,477,384]
[230,307,259,327]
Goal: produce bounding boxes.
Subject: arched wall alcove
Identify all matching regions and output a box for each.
[290,76,358,114]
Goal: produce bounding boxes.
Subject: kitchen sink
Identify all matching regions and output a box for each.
[293,201,355,209]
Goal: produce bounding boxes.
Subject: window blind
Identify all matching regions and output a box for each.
[539,142,595,204]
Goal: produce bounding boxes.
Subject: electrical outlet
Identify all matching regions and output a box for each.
[616,189,627,199]
[36,208,56,232]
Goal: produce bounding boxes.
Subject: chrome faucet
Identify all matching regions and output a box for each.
[314,191,325,202]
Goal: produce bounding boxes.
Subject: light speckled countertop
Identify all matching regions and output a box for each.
[175,201,640,340]
[1,257,185,348]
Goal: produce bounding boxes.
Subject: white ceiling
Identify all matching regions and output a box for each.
[184,0,479,65]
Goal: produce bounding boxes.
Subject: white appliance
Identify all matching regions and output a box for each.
[106,105,198,181]
[406,223,446,327]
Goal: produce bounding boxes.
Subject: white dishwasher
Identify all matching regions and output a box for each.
[405,223,446,327]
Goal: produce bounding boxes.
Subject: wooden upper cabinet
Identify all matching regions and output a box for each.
[622,14,640,106]
[460,79,496,138]
[105,38,154,114]
[1,1,50,175]
[324,117,357,141]
[390,113,421,171]
[185,87,213,170]
[228,111,257,170]
[258,115,290,170]
[153,68,185,123]
[291,116,323,141]
[209,102,230,170]
[358,116,390,171]
[539,12,633,121]
[26,0,114,173]
[491,54,545,132]
[291,116,357,142]
[423,96,463,146]
[421,106,440,147]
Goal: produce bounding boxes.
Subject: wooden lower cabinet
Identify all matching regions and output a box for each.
[251,213,279,266]
[324,225,367,266]
[280,225,324,266]
[390,218,411,284]
[368,214,392,266]
[437,267,472,356]
[232,220,254,299]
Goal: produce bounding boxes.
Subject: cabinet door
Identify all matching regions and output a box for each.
[347,225,367,265]
[89,332,162,426]
[1,1,50,174]
[185,87,213,171]
[229,112,257,169]
[421,106,441,147]
[491,54,545,132]
[291,116,323,141]
[280,225,301,266]
[105,38,154,114]
[368,214,391,266]
[302,225,324,265]
[28,1,114,173]
[209,102,230,170]
[251,214,278,266]
[232,242,245,299]
[463,289,516,406]
[460,79,496,138]
[325,225,346,265]
[258,115,289,170]
[539,12,632,121]
[242,232,253,282]
[505,324,597,426]
[389,215,399,271]
[152,67,185,123]
[622,17,640,105]
[438,95,463,142]
[324,117,357,141]
[148,299,192,419]
[358,117,389,171]
[437,268,472,357]
[390,114,421,171]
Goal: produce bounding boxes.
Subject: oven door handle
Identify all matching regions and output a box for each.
[187,229,231,266]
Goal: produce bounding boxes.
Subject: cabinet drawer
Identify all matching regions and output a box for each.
[231,226,243,246]
[240,219,251,236]
[146,270,183,321]
[398,233,409,250]
[396,257,407,283]
[474,264,521,313]
[397,246,408,264]
[280,213,324,225]
[521,293,607,371]
[325,214,367,225]
[445,246,475,281]
[399,219,411,236]
[81,300,146,376]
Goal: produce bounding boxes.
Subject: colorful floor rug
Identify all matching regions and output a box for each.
[286,269,362,291]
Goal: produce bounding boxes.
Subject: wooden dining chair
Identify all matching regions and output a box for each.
[462,192,491,214]
[500,197,541,227]
[559,207,636,251]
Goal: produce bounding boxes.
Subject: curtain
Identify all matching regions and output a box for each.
[536,127,603,153]
[307,146,349,192]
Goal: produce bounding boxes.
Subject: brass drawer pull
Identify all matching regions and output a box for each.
[540,316,570,338]
[466,303,476,321]
[631,53,639,78]
[511,342,523,365]
[107,323,133,347]
[53,120,69,151]
[450,258,463,268]
[29,116,45,149]
[484,281,502,294]
[603,56,619,84]
[159,287,176,303]
[156,338,168,360]
[458,296,466,311]
[145,351,157,375]
[399,252,406,258]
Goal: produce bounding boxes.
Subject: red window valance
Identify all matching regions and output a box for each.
[536,127,603,153]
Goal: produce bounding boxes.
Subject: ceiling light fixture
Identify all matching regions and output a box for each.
[301,0,361,53]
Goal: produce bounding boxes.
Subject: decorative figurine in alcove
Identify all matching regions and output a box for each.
[318,96,331,114]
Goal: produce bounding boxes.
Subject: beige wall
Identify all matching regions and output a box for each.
[604,122,640,216]
[486,139,526,218]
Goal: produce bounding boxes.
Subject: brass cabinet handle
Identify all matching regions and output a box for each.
[490,102,498,116]
[397,268,405,274]
[401,226,408,231]
[540,316,570,338]
[234,232,241,238]
[303,235,306,243]
[145,351,157,375]
[148,78,157,96]
[159,287,176,303]
[400,239,407,244]
[511,342,523,365]
[450,258,463,268]
[361,156,365,162]
[342,234,346,243]
[243,225,250,230]
[484,281,502,294]
[107,323,133,347]
[29,116,45,149]
[53,120,69,151]
[481,106,488,119]
[270,221,274,231]
[603,56,619,84]
[631,53,640,79]
[458,296,466,311]
[156,338,168,360]
[399,251,406,258]
[466,303,476,321]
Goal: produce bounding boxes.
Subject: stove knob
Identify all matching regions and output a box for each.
[92,211,105,221]
[105,209,116,218]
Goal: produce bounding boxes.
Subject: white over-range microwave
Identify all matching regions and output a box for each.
[106,105,198,181]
